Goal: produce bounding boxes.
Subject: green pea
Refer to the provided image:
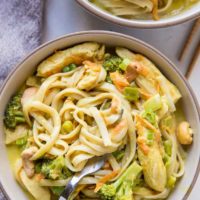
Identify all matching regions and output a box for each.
[62,63,77,73]
[62,121,73,133]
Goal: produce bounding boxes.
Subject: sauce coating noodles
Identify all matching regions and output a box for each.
[5,43,193,200]
[90,0,199,20]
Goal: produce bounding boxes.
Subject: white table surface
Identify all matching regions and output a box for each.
[42,0,200,199]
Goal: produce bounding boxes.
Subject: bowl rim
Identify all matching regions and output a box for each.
[0,30,200,200]
[76,0,200,28]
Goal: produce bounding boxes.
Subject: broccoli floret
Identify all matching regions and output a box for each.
[38,156,73,180]
[103,55,122,72]
[98,184,116,200]
[4,93,25,128]
[35,162,43,173]
[98,162,142,200]
[115,181,133,200]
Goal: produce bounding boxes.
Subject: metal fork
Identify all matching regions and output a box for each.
[59,156,106,200]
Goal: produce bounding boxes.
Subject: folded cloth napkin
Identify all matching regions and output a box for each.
[0,0,44,86]
[0,0,44,199]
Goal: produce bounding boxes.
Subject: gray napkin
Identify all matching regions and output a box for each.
[0,0,44,86]
[0,0,44,199]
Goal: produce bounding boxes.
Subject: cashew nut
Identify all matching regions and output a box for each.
[177,121,193,145]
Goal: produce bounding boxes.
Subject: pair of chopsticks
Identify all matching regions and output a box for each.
[179,18,200,79]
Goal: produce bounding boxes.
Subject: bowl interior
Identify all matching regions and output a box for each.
[0,31,199,200]
[76,0,200,28]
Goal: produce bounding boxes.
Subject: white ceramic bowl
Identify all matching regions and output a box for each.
[76,0,200,28]
[0,31,199,200]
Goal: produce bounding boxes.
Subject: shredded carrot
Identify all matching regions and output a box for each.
[94,170,120,193]
[111,97,120,113]
[135,115,159,134]
[151,0,159,20]
[135,115,161,142]
[137,137,150,155]
[110,71,129,92]
[111,119,127,137]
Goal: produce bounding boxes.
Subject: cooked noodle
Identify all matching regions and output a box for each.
[4,42,193,200]
[89,0,199,20]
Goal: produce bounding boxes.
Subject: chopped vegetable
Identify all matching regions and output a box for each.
[119,58,131,71]
[146,130,154,140]
[98,184,115,200]
[124,87,139,102]
[39,156,73,180]
[142,110,157,127]
[15,136,27,148]
[62,63,77,72]
[164,140,172,156]
[35,162,43,174]
[62,121,73,133]
[143,94,162,112]
[163,154,171,169]
[95,170,120,193]
[136,115,159,135]
[50,186,65,196]
[146,130,154,145]
[97,162,142,200]
[4,93,26,128]
[103,55,122,72]
[167,176,176,188]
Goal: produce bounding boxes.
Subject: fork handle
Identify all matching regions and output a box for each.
[59,175,81,200]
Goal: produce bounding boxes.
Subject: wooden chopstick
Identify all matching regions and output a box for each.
[185,40,200,79]
[179,18,200,61]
